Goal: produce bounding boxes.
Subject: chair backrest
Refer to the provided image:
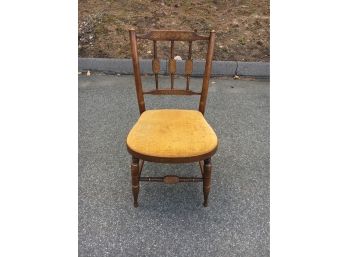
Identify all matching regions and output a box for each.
[129,29,216,115]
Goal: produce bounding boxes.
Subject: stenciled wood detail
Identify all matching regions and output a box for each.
[137,30,210,41]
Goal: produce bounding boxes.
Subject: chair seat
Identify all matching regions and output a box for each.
[126,109,218,159]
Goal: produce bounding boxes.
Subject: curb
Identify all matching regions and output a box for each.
[78,58,269,78]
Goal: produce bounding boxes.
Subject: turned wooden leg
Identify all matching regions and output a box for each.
[203,158,212,207]
[131,157,140,207]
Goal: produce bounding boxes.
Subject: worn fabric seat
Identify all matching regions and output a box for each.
[127,109,218,159]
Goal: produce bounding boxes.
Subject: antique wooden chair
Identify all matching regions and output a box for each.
[127,29,217,207]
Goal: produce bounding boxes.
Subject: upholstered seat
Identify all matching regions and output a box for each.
[127,109,218,159]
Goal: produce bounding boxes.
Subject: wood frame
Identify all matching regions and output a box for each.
[128,29,216,207]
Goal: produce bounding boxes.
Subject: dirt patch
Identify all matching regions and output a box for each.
[78,0,269,61]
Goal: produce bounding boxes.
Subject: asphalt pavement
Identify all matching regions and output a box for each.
[79,74,270,257]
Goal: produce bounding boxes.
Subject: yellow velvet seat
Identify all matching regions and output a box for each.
[127,109,218,159]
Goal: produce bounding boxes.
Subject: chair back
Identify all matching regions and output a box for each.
[129,29,216,115]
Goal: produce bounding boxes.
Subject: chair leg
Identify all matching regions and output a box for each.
[203,158,212,207]
[131,157,140,207]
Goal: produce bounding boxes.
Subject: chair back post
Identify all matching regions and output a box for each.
[129,29,146,114]
[199,30,216,115]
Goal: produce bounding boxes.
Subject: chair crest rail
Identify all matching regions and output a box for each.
[137,30,210,41]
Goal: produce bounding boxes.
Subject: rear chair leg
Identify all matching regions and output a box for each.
[203,158,212,207]
[131,157,140,207]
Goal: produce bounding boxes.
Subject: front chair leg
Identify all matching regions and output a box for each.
[131,157,140,207]
[203,158,212,207]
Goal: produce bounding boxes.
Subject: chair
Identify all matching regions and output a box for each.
[127,29,218,207]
